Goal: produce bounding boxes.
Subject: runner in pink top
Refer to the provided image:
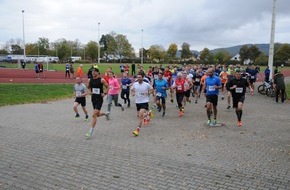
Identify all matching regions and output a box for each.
[106,71,124,119]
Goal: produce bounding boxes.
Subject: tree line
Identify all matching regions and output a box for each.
[0,31,289,65]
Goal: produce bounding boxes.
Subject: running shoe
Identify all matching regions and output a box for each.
[75,113,80,119]
[221,96,224,100]
[158,106,162,112]
[132,130,139,136]
[238,121,242,127]
[207,119,211,126]
[188,99,191,103]
[213,119,217,126]
[178,110,184,117]
[85,131,92,139]
[162,112,166,117]
[121,105,125,111]
[227,105,231,109]
[105,112,110,120]
[84,115,89,121]
[170,99,174,103]
[150,104,156,110]
[195,100,198,104]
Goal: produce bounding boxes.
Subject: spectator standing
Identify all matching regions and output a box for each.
[65,63,70,78]
[131,63,136,76]
[21,60,26,70]
[76,64,83,78]
[34,62,40,78]
[70,63,75,78]
[273,71,286,103]
[264,66,270,83]
[38,62,45,78]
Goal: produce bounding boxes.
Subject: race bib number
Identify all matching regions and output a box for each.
[195,78,200,82]
[138,92,147,97]
[109,85,114,90]
[177,85,182,91]
[92,88,100,94]
[76,91,82,97]
[251,76,255,79]
[156,92,162,97]
[208,86,215,91]
[235,87,243,93]
[154,75,158,79]
[122,85,127,89]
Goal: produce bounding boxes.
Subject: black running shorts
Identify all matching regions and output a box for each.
[136,102,149,112]
[232,95,245,108]
[206,94,218,106]
[91,97,103,110]
[75,97,86,107]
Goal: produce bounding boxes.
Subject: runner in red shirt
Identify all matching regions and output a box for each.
[171,72,186,117]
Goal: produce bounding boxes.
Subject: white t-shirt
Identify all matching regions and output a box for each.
[131,82,153,104]
[186,73,193,82]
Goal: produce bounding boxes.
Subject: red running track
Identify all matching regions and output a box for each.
[0,68,290,84]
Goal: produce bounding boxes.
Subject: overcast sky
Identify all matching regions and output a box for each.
[0,0,289,51]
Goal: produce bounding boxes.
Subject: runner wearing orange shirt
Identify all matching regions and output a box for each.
[219,68,229,100]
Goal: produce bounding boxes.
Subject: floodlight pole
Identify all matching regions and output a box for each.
[22,10,26,68]
[98,23,100,64]
[141,29,143,64]
[268,0,277,80]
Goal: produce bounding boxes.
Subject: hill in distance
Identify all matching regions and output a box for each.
[209,43,270,56]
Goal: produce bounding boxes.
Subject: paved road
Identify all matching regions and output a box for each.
[0,88,289,190]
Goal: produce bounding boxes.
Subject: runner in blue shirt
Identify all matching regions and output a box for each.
[247,64,259,95]
[120,72,132,107]
[153,72,169,117]
[202,68,222,126]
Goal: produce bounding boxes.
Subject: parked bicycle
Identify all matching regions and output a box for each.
[258,80,272,95]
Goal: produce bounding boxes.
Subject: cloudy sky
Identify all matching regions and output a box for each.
[0,0,289,51]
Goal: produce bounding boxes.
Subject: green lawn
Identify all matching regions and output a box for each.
[287,83,290,99]
[0,84,73,107]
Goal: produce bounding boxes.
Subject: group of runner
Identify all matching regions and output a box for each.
[72,63,258,138]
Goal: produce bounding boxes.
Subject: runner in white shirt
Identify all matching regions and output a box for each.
[131,71,154,137]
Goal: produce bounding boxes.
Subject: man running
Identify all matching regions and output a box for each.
[226,70,253,127]
[131,72,153,136]
[193,69,202,104]
[73,77,89,121]
[153,72,169,117]
[120,72,132,107]
[247,64,259,95]
[183,71,194,103]
[171,72,186,117]
[85,68,109,139]
[202,68,222,126]
[219,67,228,100]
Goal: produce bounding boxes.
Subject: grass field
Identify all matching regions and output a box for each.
[0,84,73,107]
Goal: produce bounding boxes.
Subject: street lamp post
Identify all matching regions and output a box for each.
[141,29,143,64]
[98,23,100,64]
[268,0,277,80]
[22,10,26,68]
